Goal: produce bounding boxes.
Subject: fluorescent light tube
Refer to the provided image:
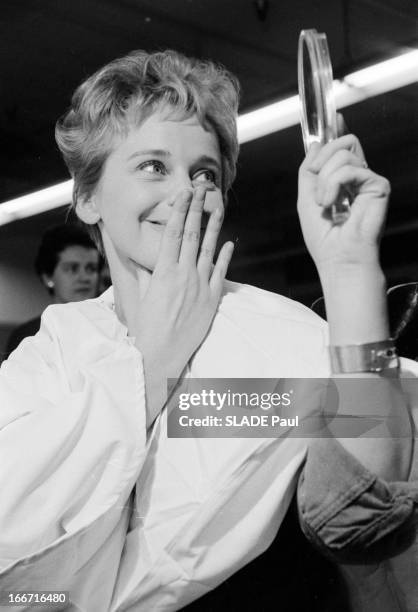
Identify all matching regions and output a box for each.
[334,48,418,108]
[0,49,417,225]
[237,95,300,144]
[0,180,74,226]
[238,48,418,143]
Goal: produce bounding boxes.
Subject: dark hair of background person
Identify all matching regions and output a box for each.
[35,223,101,279]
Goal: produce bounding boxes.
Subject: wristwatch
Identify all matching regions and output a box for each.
[329,339,400,374]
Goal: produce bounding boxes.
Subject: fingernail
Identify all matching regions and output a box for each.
[195,185,207,200]
[308,142,321,153]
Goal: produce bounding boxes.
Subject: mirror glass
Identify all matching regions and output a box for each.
[298,29,337,151]
[298,29,350,223]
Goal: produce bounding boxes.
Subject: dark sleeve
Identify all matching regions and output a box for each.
[297,438,418,563]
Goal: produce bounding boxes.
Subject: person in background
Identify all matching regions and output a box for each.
[6,223,100,354]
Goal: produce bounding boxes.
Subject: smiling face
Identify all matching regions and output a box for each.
[79,111,224,272]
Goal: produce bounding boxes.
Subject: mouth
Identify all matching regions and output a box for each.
[145,220,167,233]
[74,287,92,293]
[146,219,208,233]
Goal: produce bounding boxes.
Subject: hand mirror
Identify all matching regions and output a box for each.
[298,29,350,224]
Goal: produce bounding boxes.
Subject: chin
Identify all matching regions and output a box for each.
[71,291,95,302]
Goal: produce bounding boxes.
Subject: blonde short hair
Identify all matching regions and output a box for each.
[55,49,240,249]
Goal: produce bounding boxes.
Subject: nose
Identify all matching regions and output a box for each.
[158,172,194,209]
[160,173,224,215]
[79,267,95,283]
[173,172,194,197]
[172,171,224,215]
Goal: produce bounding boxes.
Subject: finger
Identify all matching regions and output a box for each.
[316,150,366,206]
[300,141,322,173]
[209,241,234,294]
[336,113,349,137]
[321,166,390,210]
[197,206,224,279]
[307,134,366,173]
[179,186,207,265]
[157,190,193,266]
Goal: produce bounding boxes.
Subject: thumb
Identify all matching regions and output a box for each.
[337,113,349,137]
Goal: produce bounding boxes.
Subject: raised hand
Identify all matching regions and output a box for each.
[132,186,234,426]
[297,134,391,274]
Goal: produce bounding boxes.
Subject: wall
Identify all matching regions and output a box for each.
[0,210,65,357]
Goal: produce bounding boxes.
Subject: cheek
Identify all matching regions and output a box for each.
[99,204,139,249]
[50,272,72,300]
[99,183,163,231]
[52,270,70,287]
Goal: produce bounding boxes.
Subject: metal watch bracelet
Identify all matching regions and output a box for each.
[329,339,400,374]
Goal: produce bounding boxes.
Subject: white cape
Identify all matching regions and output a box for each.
[0,281,329,611]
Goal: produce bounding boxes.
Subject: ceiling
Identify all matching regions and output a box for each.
[1,0,417,305]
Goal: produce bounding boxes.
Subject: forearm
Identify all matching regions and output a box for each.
[139,351,182,429]
[318,263,413,481]
[319,262,389,344]
[134,333,188,429]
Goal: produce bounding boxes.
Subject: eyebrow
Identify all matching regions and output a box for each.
[195,155,222,173]
[127,149,171,161]
[127,150,221,172]
[61,260,98,265]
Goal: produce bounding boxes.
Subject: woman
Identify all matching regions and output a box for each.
[5,224,100,356]
[0,49,413,611]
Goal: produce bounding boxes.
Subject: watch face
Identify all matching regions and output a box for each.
[372,345,400,373]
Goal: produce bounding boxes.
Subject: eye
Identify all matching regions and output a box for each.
[136,160,167,176]
[192,169,218,186]
[86,264,99,274]
[61,263,73,273]
[62,263,79,274]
